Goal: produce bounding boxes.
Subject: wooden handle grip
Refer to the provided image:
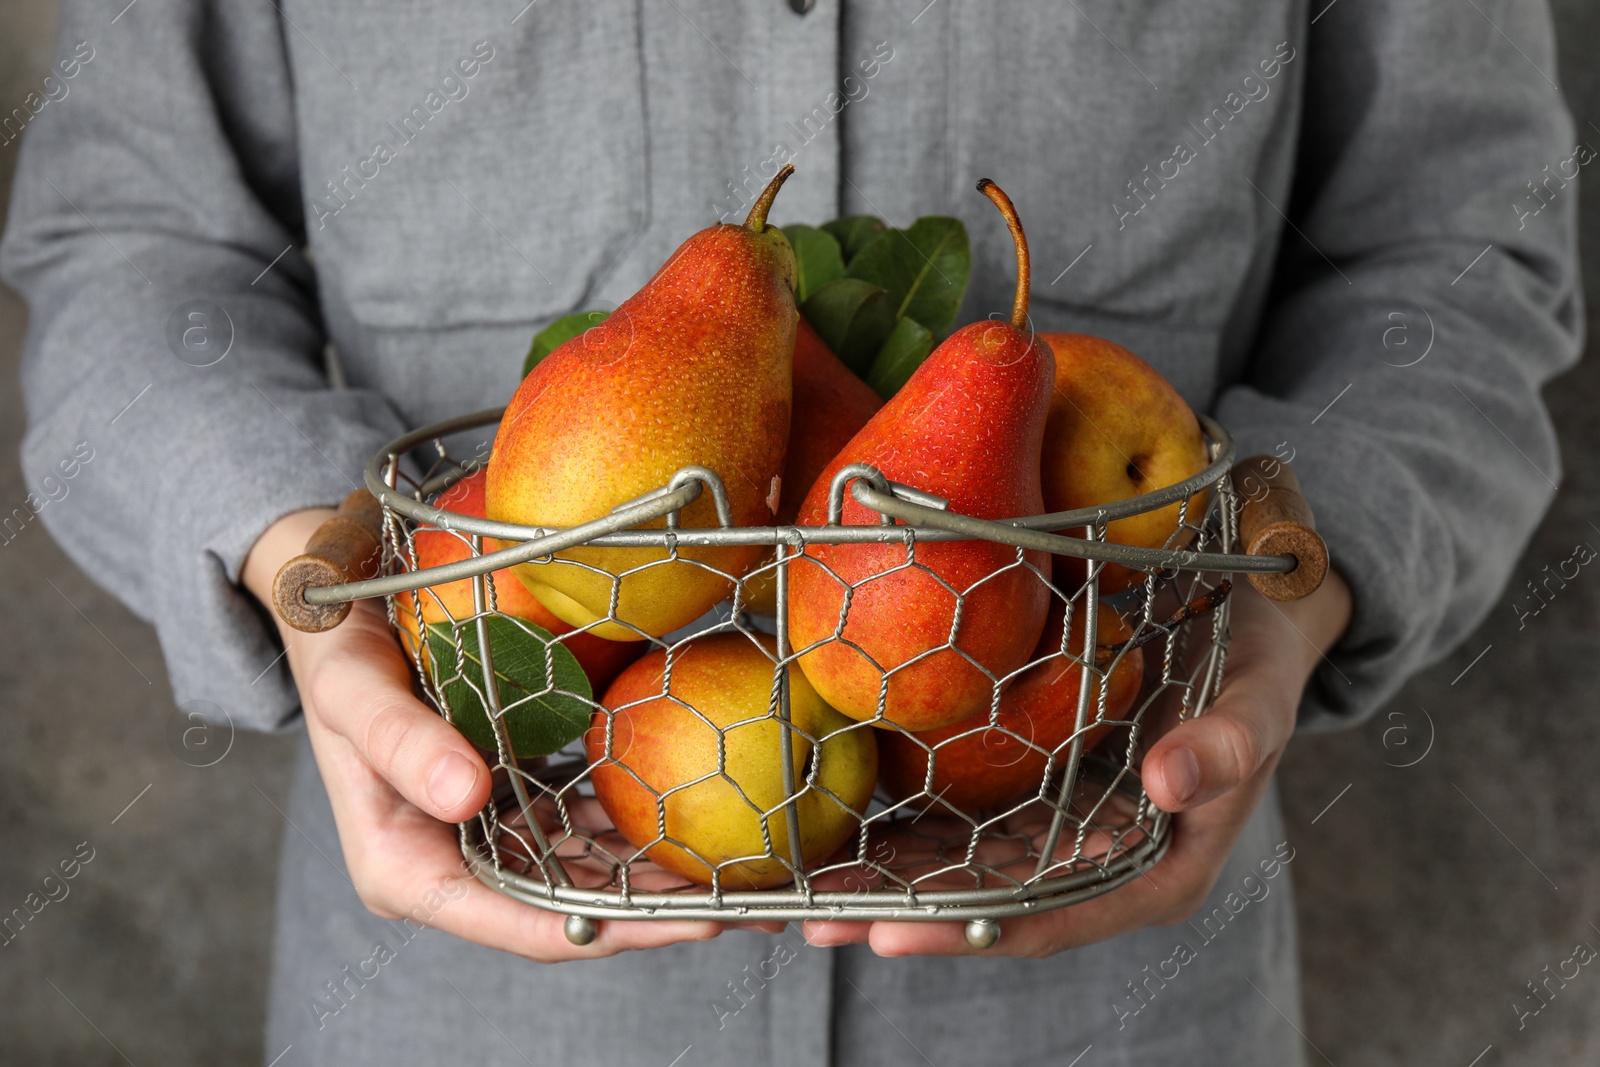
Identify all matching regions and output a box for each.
[1233,455,1328,602]
[272,489,385,633]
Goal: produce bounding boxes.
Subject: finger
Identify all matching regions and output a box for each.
[1144,572,1353,813]
[415,871,728,961]
[432,884,728,961]
[498,796,786,934]
[303,712,725,961]
[795,865,889,947]
[295,603,492,823]
[867,755,1279,958]
[802,919,873,946]
[802,914,868,944]
[398,853,727,960]
[1141,657,1295,812]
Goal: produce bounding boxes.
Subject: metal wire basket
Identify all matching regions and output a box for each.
[272,408,1324,948]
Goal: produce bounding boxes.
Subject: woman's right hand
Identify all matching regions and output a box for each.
[242,507,729,961]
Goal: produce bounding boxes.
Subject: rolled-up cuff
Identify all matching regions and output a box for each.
[1216,392,1455,732]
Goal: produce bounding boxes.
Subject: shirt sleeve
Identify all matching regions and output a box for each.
[1215,0,1584,731]
[2,0,408,731]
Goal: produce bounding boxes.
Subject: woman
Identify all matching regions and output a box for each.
[4,0,1579,1063]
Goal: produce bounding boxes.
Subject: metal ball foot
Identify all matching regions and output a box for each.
[564,915,599,946]
[964,919,1001,950]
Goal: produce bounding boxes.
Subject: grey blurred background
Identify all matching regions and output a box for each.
[2,2,1597,1063]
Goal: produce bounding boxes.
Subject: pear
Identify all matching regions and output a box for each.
[877,602,1144,813]
[787,180,1055,731]
[587,633,877,889]
[776,318,886,523]
[1040,334,1211,594]
[487,168,799,640]
[743,318,883,616]
[395,471,642,693]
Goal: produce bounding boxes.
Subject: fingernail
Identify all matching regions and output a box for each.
[1165,747,1200,805]
[427,752,480,812]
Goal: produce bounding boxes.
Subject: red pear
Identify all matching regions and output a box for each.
[878,602,1144,813]
[779,318,885,523]
[744,318,883,615]
[786,180,1054,731]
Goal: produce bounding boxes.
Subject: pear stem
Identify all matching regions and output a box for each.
[745,164,796,232]
[976,179,1030,330]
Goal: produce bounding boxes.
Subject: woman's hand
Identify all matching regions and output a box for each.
[242,508,733,961]
[803,568,1353,957]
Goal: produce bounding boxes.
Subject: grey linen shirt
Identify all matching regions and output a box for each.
[3,0,1581,1064]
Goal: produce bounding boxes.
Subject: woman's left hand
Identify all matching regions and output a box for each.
[803,568,1352,957]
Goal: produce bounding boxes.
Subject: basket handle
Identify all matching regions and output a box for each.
[272,489,385,633]
[1231,455,1328,601]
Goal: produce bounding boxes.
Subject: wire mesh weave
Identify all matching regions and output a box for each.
[322,410,1268,942]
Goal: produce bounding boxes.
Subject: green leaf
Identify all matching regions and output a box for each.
[781,224,846,304]
[844,217,970,339]
[820,215,887,265]
[800,278,898,376]
[423,617,593,757]
[865,316,935,400]
[522,310,611,378]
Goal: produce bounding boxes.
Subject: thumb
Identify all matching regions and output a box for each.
[294,603,493,823]
[1142,657,1297,813]
[1144,571,1351,813]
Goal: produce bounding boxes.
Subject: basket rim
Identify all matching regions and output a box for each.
[301,409,1284,608]
[459,804,1172,922]
[367,407,1234,537]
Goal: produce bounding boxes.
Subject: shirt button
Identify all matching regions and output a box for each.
[789,0,815,13]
